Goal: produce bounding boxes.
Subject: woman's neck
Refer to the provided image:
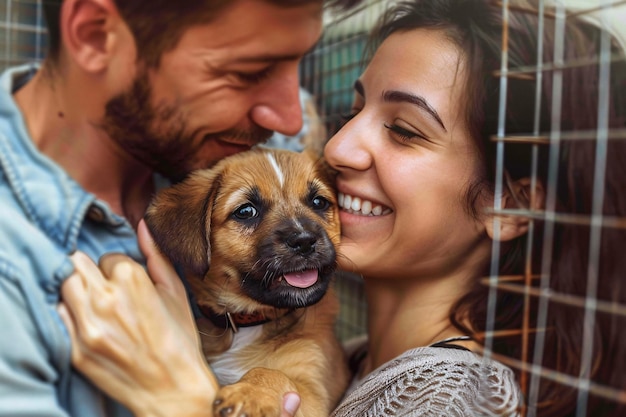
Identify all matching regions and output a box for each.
[361,273,475,375]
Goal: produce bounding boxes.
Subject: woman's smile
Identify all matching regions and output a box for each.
[337,192,392,217]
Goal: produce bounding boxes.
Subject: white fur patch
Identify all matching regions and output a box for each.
[225,188,249,211]
[266,153,284,187]
[210,326,263,385]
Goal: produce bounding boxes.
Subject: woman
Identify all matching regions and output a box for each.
[59,0,626,415]
[328,1,626,416]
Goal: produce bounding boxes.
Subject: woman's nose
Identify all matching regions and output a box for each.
[324,116,373,172]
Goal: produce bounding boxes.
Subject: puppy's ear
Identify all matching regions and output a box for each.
[306,150,338,187]
[144,170,221,276]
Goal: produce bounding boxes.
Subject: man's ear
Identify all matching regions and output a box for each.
[60,0,126,73]
[484,177,545,242]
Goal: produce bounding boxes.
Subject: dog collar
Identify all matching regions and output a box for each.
[198,305,296,333]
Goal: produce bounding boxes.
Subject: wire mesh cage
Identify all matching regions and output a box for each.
[2,0,625,415]
[0,0,46,72]
[483,2,625,415]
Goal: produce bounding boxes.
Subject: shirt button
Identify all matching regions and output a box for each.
[87,206,105,222]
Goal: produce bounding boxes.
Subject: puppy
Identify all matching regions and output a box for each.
[145,148,349,417]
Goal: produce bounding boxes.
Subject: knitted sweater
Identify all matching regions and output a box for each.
[332,340,521,417]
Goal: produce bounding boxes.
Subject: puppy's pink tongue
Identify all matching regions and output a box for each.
[283,270,319,288]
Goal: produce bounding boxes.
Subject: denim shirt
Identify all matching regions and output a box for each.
[0,65,138,417]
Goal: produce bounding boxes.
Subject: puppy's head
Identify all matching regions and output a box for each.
[145,148,340,312]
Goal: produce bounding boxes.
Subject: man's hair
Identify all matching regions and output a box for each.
[43,0,362,67]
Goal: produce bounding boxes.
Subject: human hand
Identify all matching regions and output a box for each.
[58,220,218,417]
[58,220,301,417]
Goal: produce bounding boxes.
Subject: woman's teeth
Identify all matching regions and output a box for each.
[337,193,391,216]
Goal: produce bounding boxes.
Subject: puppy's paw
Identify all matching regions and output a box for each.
[213,382,282,417]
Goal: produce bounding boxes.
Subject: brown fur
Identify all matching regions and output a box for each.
[145,148,348,417]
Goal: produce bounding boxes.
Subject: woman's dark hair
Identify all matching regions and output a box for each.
[367,1,626,415]
[43,0,363,68]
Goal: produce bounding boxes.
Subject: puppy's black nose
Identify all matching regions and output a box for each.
[286,231,317,256]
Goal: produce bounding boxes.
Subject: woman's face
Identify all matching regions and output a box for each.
[325,29,491,280]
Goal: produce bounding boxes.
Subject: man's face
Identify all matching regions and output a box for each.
[102,0,323,181]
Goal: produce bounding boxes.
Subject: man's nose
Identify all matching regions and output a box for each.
[249,63,304,136]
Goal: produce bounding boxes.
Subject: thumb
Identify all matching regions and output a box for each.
[281,392,301,417]
[137,219,181,292]
[57,303,77,344]
[56,303,83,365]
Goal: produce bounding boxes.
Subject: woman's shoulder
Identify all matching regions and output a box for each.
[334,341,521,417]
[390,345,519,392]
[344,335,517,384]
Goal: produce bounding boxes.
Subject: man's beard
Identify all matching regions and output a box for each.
[100,71,272,182]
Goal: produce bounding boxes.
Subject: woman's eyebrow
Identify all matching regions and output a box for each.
[382,90,447,132]
[353,79,447,133]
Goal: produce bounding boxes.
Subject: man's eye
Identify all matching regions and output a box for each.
[236,68,272,84]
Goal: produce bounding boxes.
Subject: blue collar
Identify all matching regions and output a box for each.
[0,64,100,251]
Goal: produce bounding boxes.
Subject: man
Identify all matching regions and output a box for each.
[0,0,359,415]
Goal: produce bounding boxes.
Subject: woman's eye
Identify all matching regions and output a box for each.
[310,195,330,211]
[384,123,428,142]
[233,203,258,219]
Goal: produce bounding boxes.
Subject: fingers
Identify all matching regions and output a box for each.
[60,252,105,339]
[57,303,80,361]
[137,218,160,265]
[67,251,105,290]
[137,219,185,295]
[62,253,139,362]
[57,249,220,415]
[281,392,301,417]
[98,253,147,288]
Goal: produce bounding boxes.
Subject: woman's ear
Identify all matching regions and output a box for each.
[60,0,127,73]
[484,177,545,242]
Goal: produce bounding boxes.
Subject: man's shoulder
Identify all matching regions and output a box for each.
[0,188,70,281]
[0,63,39,93]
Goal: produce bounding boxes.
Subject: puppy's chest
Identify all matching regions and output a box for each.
[207,326,266,386]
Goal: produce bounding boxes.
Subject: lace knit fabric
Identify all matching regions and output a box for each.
[332,345,521,417]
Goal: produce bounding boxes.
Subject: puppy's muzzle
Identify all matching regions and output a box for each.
[241,217,337,309]
[286,230,317,257]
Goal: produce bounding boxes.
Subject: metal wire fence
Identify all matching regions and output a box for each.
[0,0,46,71]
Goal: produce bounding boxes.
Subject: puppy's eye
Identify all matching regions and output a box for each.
[234,203,258,219]
[310,196,330,211]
